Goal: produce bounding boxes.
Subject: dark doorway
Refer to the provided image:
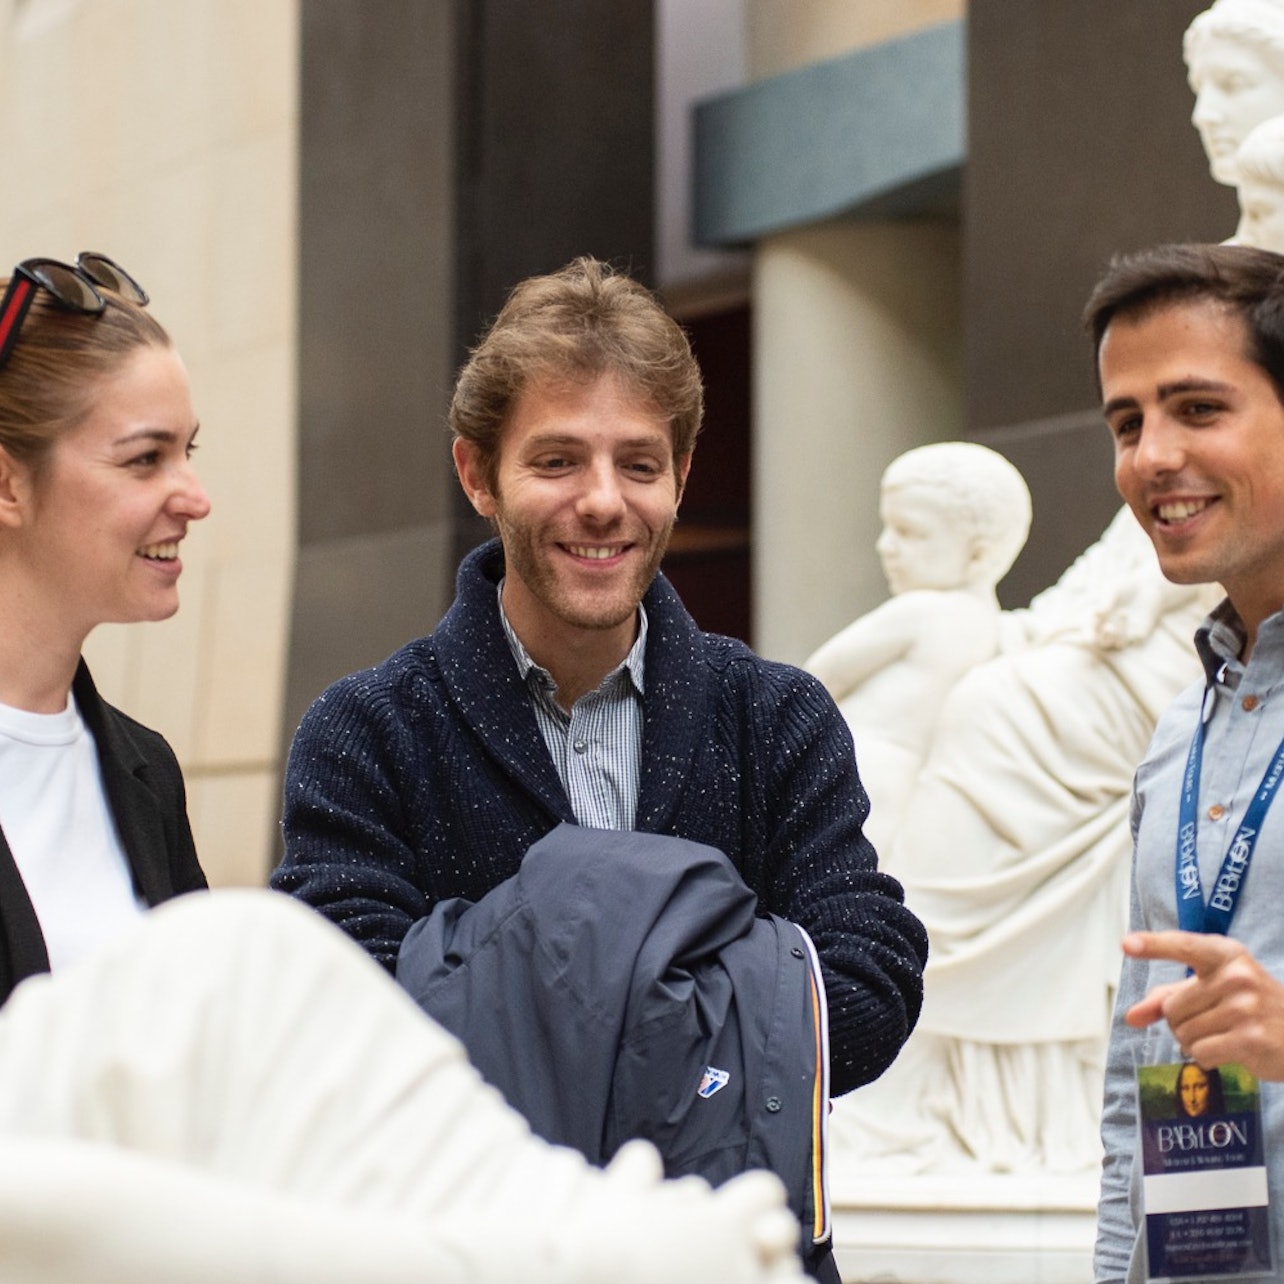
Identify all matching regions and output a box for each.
[663,302,753,644]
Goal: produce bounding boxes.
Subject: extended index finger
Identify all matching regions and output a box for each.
[1122,930,1240,975]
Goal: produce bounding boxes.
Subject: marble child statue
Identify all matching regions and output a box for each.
[1184,0,1284,189]
[826,508,1218,1180]
[1233,113,1284,249]
[804,442,1031,858]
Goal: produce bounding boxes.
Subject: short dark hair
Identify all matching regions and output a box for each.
[449,257,704,491]
[1083,242,1284,400]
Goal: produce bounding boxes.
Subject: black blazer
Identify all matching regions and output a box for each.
[0,660,207,1004]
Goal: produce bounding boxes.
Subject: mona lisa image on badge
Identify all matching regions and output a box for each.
[1137,1062,1273,1282]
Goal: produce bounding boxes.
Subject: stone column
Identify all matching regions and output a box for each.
[746,1,966,664]
[753,220,962,663]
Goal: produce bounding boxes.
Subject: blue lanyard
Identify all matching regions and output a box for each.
[1176,684,1284,934]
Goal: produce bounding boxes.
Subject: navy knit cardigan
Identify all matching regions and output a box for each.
[274,540,927,1096]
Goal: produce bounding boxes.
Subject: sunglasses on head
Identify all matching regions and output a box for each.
[0,252,148,372]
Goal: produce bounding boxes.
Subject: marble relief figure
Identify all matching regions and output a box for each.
[814,463,1217,1175]
[1185,0,1284,189]
[1232,113,1284,247]
[817,2,1284,1183]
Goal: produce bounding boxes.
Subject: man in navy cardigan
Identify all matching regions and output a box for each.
[274,257,926,1132]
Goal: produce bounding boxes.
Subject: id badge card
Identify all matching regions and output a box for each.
[1138,1062,1274,1281]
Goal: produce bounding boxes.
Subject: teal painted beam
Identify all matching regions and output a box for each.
[693,20,965,246]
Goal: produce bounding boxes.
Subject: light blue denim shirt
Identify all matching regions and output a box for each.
[1096,599,1284,1282]
[498,582,646,830]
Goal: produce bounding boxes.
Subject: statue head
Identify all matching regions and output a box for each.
[1234,113,1284,248]
[876,442,1032,597]
[1185,0,1284,185]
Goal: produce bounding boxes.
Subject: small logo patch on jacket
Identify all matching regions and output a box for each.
[698,1066,730,1098]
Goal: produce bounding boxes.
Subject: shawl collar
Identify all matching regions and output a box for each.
[435,540,710,835]
[636,571,708,833]
[433,542,575,823]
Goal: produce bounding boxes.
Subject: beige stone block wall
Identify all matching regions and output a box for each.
[748,0,964,78]
[0,0,299,886]
[752,220,964,664]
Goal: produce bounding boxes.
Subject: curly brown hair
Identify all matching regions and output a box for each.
[449,258,704,491]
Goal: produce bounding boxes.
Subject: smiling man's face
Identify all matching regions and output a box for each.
[1101,297,1284,641]
[453,372,689,661]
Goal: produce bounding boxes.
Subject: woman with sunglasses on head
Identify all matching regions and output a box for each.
[0,253,209,1005]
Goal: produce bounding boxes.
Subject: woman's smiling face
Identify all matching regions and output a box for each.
[17,343,210,640]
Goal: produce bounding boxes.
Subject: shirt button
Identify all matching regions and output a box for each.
[573,739,588,754]
[1208,804,1226,821]
[765,1096,783,1113]
[1242,695,1260,712]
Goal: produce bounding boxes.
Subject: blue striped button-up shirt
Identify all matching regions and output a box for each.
[498,584,646,830]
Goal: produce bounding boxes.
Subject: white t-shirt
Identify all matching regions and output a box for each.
[0,695,146,971]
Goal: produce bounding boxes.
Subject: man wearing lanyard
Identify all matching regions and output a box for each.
[1087,242,1284,1282]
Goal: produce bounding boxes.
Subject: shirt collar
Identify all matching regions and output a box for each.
[1195,596,1284,688]
[496,580,647,697]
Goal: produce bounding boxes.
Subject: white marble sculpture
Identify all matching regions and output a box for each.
[1185,0,1284,188]
[804,443,1032,858]
[1233,113,1284,247]
[827,505,1220,1181]
[0,891,801,1284]
[827,7,1284,1270]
